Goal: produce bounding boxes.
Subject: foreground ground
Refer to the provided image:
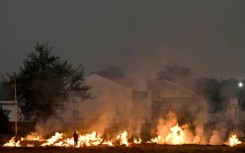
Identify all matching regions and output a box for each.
[1,145,245,153]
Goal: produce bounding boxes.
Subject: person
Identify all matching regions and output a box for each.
[73,131,78,146]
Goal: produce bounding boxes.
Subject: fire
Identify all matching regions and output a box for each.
[78,131,104,146]
[3,129,243,147]
[229,135,241,147]
[165,124,185,144]
[133,138,142,144]
[3,136,20,147]
[148,123,193,145]
[41,132,64,146]
[23,132,45,141]
[102,140,114,146]
[2,111,243,147]
[116,131,129,146]
[40,131,109,147]
[3,131,135,147]
[148,136,161,143]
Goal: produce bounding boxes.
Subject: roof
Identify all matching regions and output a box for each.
[86,74,204,100]
[148,79,202,99]
[86,73,131,91]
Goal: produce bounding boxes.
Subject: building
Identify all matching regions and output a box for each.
[0,101,18,122]
[149,79,206,122]
[226,97,245,124]
[66,74,205,123]
[73,73,134,121]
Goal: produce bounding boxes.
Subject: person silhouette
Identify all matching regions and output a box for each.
[73,131,79,146]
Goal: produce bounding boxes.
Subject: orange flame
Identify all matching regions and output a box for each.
[3,137,21,147]
[78,131,104,146]
[133,138,142,144]
[2,111,243,148]
[24,132,45,141]
[116,131,129,146]
[166,124,185,144]
[148,123,192,145]
[229,134,241,147]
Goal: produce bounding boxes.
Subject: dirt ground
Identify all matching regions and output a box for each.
[1,145,245,153]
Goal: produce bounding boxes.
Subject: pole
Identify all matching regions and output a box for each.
[14,76,18,135]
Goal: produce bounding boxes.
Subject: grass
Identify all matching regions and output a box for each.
[1,145,245,153]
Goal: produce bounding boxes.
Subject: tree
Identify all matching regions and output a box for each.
[10,42,90,121]
[0,78,13,122]
[195,78,222,112]
[195,78,245,112]
[0,79,13,101]
[157,63,196,89]
[93,66,125,79]
[0,107,9,122]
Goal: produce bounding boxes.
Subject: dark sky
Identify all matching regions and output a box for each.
[1,0,245,79]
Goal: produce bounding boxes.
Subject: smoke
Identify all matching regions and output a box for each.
[193,111,209,144]
[209,123,227,145]
[33,66,244,144]
[35,117,65,137]
[34,74,147,138]
[0,0,243,143]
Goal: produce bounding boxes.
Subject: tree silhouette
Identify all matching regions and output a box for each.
[10,42,90,121]
[157,63,196,89]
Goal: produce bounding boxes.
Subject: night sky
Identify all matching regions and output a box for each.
[1,0,245,79]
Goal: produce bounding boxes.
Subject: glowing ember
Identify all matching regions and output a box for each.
[229,135,241,147]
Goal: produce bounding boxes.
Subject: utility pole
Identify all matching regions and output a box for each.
[14,75,18,135]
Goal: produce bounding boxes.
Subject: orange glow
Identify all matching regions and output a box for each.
[2,112,243,147]
[133,138,142,144]
[3,137,21,147]
[229,135,241,147]
[148,123,193,145]
[116,131,129,146]
[165,124,185,144]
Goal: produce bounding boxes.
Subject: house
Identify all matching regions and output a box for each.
[78,73,134,121]
[226,97,245,124]
[148,79,206,122]
[0,101,18,122]
[66,74,205,124]
[63,74,136,122]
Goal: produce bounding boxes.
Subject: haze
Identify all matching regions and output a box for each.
[1,0,245,79]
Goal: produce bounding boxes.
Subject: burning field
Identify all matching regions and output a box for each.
[1,114,243,153]
[1,134,244,153]
[2,112,243,148]
[1,137,244,153]
[1,128,242,148]
[2,110,244,152]
[1,98,244,153]
[0,119,245,153]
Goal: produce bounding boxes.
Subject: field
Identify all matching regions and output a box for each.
[1,145,245,153]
